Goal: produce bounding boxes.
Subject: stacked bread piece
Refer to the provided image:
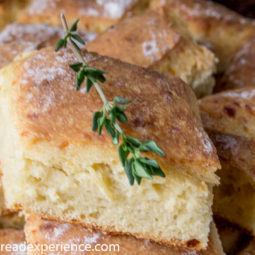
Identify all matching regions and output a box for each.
[25,214,224,255]
[0,0,254,254]
[0,46,220,250]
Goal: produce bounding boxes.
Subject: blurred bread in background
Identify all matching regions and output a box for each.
[200,87,255,236]
[18,0,150,32]
[215,35,255,92]
[87,10,217,97]
[0,22,97,69]
[150,0,255,72]
[215,217,251,255]
[0,0,29,30]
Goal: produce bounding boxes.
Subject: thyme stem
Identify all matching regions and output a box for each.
[57,14,165,185]
[60,13,123,135]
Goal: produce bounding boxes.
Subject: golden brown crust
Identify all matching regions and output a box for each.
[0,229,25,255]
[5,48,219,182]
[18,0,149,32]
[215,36,255,92]
[150,0,255,71]
[0,23,96,69]
[25,214,224,255]
[86,10,217,97]
[86,10,181,68]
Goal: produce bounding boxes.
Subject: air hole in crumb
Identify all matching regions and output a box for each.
[80,214,86,220]
[88,212,100,219]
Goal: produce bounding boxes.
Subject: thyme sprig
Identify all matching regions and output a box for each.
[56,14,166,185]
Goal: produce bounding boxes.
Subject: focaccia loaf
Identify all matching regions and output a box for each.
[0,48,220,250]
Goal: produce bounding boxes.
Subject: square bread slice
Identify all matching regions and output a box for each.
[0,23,97,69]
[150,0,255,72]
[25,214,225,255]
[86,10,217,98]
[18,0,149,33]
[199,87,255,236]
[0,48,220,250]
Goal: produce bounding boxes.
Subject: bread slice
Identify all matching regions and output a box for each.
[0,229,25,255]
[18,0,149,33]
[25,214,225,255]
[0,23,97,69]
[199,87,255,235]
[0,48,220,250]
[150,0,255,72]
[86,10,217,98]
[215,35,255,92]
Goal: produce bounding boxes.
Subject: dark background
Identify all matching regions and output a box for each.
[211,0,255,18]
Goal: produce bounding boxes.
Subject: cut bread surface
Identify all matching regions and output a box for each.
[87,10,217,97]
[0,48,219,249]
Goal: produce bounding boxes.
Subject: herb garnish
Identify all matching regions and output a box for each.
[56,14,166,185]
